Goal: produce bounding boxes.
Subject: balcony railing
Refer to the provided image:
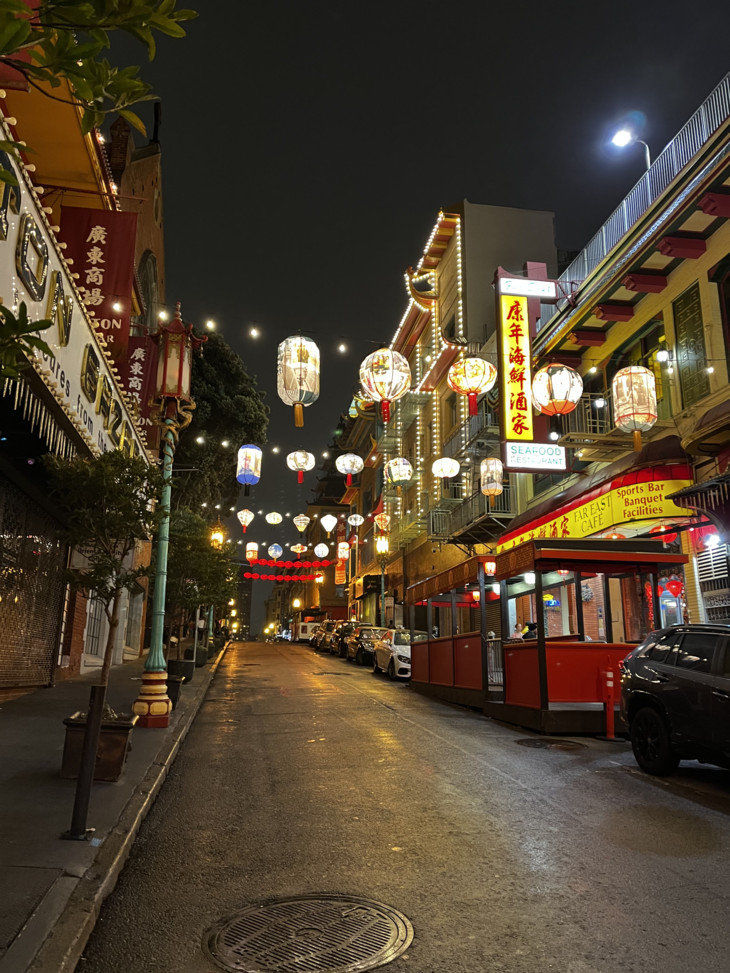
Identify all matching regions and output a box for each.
[429,480,515,540]
[538,73,730,333]
[442,403,500,460]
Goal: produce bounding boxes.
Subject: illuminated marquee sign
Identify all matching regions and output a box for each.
[496,469,692,552]
[499,293,533,442]
[0,132,146,458]
[499,277,558,300]
[505,442,566,472]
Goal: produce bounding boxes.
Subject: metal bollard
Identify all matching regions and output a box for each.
[601,668,616,740]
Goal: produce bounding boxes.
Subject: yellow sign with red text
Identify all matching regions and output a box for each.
[497,477,692,552]
[500,294,533,441]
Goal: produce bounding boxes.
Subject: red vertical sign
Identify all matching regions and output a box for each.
[59,207,138,363]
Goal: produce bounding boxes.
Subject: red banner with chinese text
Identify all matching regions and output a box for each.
[59,207,138,364]
[119,335,159,449]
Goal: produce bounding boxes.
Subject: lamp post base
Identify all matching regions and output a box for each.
[132,670,171,728]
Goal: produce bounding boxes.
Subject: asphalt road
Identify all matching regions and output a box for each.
[79,640,730,973]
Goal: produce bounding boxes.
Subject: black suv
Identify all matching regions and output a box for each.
[620,624,730,775]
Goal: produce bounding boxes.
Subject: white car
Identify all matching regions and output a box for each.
[372,628,428,679]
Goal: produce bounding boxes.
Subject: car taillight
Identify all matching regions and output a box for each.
[618,659,626,674]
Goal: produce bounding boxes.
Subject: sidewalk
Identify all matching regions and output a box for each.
[0,640,227,973]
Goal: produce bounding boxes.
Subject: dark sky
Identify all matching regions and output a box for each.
[115,1,730,574]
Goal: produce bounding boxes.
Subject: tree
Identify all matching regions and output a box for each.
[163,509,237,652]
[0,301,53,378]
[0,0,196,140]
[173,332,269,511]
[43,448,161,837]
[44,448,162,687]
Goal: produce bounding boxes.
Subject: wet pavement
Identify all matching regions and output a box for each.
[76,639,730,973]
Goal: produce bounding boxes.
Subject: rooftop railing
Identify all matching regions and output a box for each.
[538,73,730,332]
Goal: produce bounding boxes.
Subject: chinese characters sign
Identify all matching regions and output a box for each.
[499,294,533,442]
[59,207,138,364]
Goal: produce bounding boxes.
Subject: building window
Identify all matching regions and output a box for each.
[709,254,730,364]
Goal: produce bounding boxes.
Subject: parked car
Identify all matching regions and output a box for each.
[313,619,337,651]
[345,625,387,666]
[330,621,357,657]
[620,623,730,775]
[372,628,429,679]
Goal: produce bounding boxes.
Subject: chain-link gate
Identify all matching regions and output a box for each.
[0,474,67,687]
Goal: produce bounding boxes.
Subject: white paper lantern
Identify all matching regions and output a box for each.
[532,364,583,416]
[347,514,365,526]
[237,509,255,533]
[320,514,338,536]
[314,543,329,558]
[268,544,283,561]
[265,511,283,525]
[286,450,315,483]
[432,457,460,479]
[293,514,310,533]
[359,348,411,423]
[277,335,320,427]
[245,541,259,562]
[335,453,364,485]
[612,366,658,433]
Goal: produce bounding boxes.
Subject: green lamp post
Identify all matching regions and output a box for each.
[133,304,205,727]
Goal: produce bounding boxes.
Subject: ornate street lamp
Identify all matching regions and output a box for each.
[210,519,226,549]
[375,531,389,626]
[133,303,205,729]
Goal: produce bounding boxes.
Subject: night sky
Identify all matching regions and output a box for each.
[113,2,730,596]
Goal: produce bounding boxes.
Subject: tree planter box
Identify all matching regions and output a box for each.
[167,658,195,683]
[166,674,184,709]
[61,713,138,782]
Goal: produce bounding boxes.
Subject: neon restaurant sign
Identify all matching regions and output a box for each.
[496,465,693,552]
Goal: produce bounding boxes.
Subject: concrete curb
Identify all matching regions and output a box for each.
[24,648,228,973]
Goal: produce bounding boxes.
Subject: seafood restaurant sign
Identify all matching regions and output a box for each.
[0,137,147,458]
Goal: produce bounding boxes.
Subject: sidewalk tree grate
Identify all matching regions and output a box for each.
[516,738,586,751]
[203,894,414,973]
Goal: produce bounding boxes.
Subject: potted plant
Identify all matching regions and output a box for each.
[44,450,161,837]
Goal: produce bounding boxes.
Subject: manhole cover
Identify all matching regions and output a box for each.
[203,894,414,973]
[516,738,586,751]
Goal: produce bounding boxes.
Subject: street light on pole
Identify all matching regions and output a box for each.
[133,303,206,727]
[611,128,651,171]
[375,531,389,627]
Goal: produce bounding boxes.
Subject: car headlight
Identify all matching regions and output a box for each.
[396,654,410,663]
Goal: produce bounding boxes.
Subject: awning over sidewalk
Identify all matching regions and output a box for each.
[406,556,491,605]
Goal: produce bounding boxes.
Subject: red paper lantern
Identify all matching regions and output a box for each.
[666,579,683,598]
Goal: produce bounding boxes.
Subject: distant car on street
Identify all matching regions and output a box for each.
[620,623,730,775]
[345,625,387,666]
[330,621,357,657]
[314,619,337,651]
[372,628,428,679]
